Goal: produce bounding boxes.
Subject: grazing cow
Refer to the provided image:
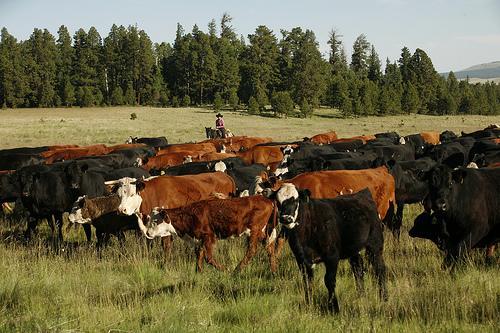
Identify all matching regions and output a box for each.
[286,167,396,223]
[126,136,169,148]
[329,139,365,152]
[420,131,440,145]
[108,173,236,217]
[306,131,338,144]
[199,136,273,153]
[142,152,194,170]
[0,153,45,171]
[440,130,458,143]
[225,164,268,195]
[237,144,296,170]
[69,195,136,247]
[42,145,110,164]
[140,196,278,272]
[423,165,499,265]
[195,151,238,162]
[374,132,401,144]
[156,142,217,155]
[268,185,387,313]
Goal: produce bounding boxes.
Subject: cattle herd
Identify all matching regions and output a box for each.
[0,125,499,313]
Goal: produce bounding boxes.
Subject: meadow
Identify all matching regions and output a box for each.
[0,107,499,332]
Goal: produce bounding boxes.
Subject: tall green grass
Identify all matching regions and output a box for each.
[0,205,498,332]
[0,108,499,331]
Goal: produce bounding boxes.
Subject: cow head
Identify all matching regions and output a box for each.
[426,165,467,213]
[105,177,144,215]
[65,161,89,189]
[143,207,177,239]
[409,211,448,250]
[68,196,92,224]
[269,183,310,229]
[214,161,227,172]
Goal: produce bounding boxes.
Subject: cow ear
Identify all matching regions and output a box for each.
[81,163,89,173]
[136,181,146,192]
[299,189,311,202]
[451,168,467,184]
[262,188,275,199]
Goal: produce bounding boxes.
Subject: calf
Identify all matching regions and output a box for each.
[140,196,278,272]
[270,184,387,313]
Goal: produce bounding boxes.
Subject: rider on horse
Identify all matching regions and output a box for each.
[215,113,226,138]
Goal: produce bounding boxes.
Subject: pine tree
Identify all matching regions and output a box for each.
[409,48,439,113]
[56,25,74,106]
[239,25,279,104]
[401,82,419,114]
[367,45,382,83]
[228,88,238,110]
[398,46,412,83]
[214,14,240,101]
[327,29,347,75]
[110,86,124,105]
[0,28,27,107]
[248,96,259,114]
[271,91,294,117]
[350,34,370,78]
[124,82,135,105]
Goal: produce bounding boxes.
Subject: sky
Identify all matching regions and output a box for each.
[1,0,499,72]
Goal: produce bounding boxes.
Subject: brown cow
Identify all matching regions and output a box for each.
[195,152,238,162]
[259,166,396,221]
[156,142,218,156]
[420,131,440,145]
[107,143,148,152]
[107,173,236,218]
[42,144,110,163]
[333,135,376,144]
[308,131,338,144]
[237,144,297,170]
[141,196,279,272]
[200,136,273,153]
[142,152,194,171]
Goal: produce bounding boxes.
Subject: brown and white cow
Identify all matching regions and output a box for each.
[141,196,279,272]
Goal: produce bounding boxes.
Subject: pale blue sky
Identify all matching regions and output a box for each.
[1,0,499,72]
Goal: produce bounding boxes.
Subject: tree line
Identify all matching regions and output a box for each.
[1,14,499,117]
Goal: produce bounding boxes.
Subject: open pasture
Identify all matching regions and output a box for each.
[0,107,499,332]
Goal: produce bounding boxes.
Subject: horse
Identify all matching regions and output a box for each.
[205,127,234,139]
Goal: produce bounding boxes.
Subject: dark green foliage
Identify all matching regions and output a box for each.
[228,88,238,110]
[0,22,498,115]
[181,95,191,107]
[171,95,180,108]
[247,96,259,114]
[271,91,294,117]
[299,99,313,118]
[110,86,124,105]
[213,92,223,111]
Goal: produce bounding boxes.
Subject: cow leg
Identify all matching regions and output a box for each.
[324,256,340,313]
[349,253,365,293]
[195,245,205,272]
[161,235,173,257]
[24,217,39,240]
[202,237,225,271]
[236,234,260,272]
[83,224,92,242]
[366,245,388,302]
[264,236,278,273]
[394,201,404,239]
[486,244,496,265]
[299,262,314,305]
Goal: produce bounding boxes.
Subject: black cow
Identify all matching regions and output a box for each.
[0,153,45,171]
[374,132,401,144]
[386,160,430,237]
[408,211,447,250]
[440,130,458,143]
[0,146,49,156]
[269,184,387,313]
[329,139,364,152]
[424,165,499,265]
[226,164,267,195]
[127,136,169,148]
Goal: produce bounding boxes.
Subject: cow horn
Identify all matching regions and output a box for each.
[104,180,120,185]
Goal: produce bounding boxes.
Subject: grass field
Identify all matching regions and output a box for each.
[0,107,499,332]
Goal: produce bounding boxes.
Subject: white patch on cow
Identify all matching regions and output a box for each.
[239,190,249,197]
[399,137,406,145]
[135,157,143,167]
[239,228,251,237]
[115,177,143,216]
[266,228,277,245]
[125,136,133,144]
[219,144,226,153]
[251,176,265,195]
[68,209,91,224]
[378,213,381,220]
[282,221,298,229]
[467,162,478,169]
[214,161,227,172]
[311,264,316,269]
[183,155,193,164]
[145,208,177,239]
[276,183,299,204]
[274,166,288,177]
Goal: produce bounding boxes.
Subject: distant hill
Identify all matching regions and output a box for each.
[441,61,500,81]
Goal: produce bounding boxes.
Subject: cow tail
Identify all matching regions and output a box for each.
[382,200,396,234]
